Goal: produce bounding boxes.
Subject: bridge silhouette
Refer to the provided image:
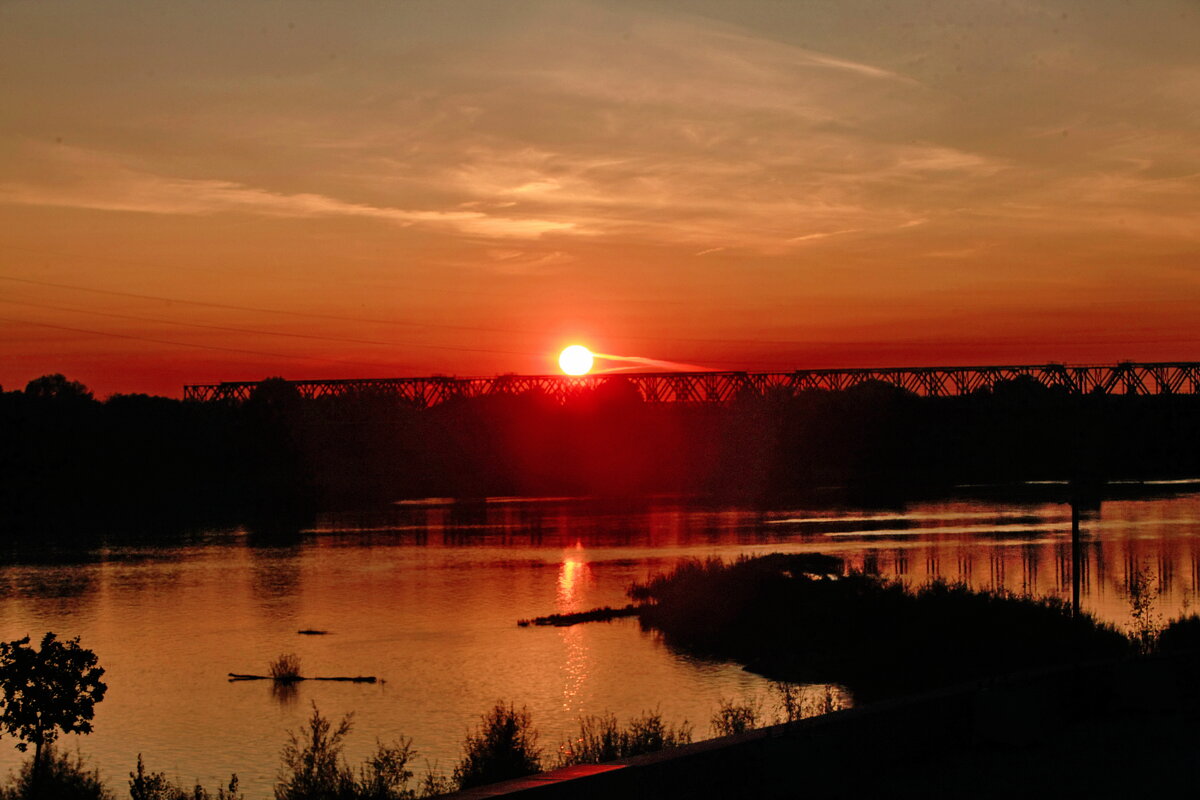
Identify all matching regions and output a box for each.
[184,361,1200,406]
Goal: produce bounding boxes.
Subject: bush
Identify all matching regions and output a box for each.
[1158,615,1200,653]
[452,704,541,790]
[711,697,761,736]
[129,754,243,800]
[0,745,111,800]
[275,703,419,800]
[270,654,303,683]
[555,709,691,767]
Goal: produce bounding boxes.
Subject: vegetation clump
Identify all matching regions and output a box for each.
[554,709,692,767]
[269,654,303,683]
[0,745,111,800]
[0,633,107,797]
[452,703,541,790]
[631,553,1131,700]
[710,697,761,737]
[1158,614,1200,653]
[129,754,242,800]
[517,605,639,627]
[275,703,425,800]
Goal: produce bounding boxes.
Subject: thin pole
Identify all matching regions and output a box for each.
[1071,498,1081,617]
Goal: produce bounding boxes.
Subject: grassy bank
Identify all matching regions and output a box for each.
[631,553,1132,700]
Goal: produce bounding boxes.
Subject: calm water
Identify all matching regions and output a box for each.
[3,490,1200,796]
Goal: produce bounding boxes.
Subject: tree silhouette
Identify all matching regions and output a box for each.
[0,633,107,795]
[23,374,93,402]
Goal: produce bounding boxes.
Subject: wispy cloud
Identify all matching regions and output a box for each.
[0,145,577,239]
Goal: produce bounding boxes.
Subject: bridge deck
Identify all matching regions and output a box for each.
[182,362,1200,405]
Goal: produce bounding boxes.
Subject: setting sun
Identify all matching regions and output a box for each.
[559,345,594,376]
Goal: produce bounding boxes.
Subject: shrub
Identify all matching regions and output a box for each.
[276,703,418,800]
[0,745,111,800]
[555,709,691,767]
[769,682,848,723]
[269,654,303,683]
[129,754,243,800]
[1158,614,1200,653]
[276,704,354,799]
[710,696,761,736]
[452,704,541,790]
[354,739,416,800]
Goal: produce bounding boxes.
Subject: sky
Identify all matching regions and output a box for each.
[2,0,1199,397]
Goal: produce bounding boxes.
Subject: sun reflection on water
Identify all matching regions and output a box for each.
[557,541,594,713]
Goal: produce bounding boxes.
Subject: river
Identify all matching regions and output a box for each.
[2,487,1199,796]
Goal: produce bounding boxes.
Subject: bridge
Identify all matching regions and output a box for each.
[183,361,1200,406]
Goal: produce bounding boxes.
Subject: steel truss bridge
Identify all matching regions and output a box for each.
[183,362,1200,406]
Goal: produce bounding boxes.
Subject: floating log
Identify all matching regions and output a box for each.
[517,604,641,628]
[228,673,376,683]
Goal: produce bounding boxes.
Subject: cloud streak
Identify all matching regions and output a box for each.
[0,145,577,239]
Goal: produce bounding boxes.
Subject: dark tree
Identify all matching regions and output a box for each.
[0,633,107,795]
[22,374,93,402]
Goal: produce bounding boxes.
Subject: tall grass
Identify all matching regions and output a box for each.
[711,697,761,736]
[554,709,692,767]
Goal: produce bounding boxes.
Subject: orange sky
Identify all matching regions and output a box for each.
[2,0,1199,397]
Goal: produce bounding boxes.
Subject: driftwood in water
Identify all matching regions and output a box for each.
[228,673,377,683]
[517,604,641,628]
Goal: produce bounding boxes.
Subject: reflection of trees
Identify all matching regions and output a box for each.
[16,568,99,616]
[248,547,302,614]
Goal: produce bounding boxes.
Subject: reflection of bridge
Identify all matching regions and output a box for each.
[183,362,1200,406]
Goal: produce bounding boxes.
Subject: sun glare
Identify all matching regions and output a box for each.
[559,345,594,376]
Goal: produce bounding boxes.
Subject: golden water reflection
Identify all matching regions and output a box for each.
[557,542,594,714]
[3,492,1200,797]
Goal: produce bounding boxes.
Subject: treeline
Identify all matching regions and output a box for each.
[5,372,1200,529]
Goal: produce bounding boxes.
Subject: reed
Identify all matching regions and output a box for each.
[269,653,302,683]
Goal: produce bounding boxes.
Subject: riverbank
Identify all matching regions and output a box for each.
[439,649,1200,799]
[629,553,1130,700]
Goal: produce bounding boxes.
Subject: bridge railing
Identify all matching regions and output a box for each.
[182,362,1200,406]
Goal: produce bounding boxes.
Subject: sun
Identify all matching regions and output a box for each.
[559,345,594,376]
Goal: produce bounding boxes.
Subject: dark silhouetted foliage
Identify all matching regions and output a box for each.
[8,372,1200,537]
[129,754,242,800]
[275,703,419,800]
[23,374,93,402]
[632,554,1131,700]
[452,703,541,790]
[0,633,107,794]
[0,745,111,800]
[554,709,691,767]
[1158,614,1200,653]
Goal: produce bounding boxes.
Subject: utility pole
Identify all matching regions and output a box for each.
[1071,496,1081,617]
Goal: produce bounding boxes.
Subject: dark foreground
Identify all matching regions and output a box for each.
[443,651,1200,799]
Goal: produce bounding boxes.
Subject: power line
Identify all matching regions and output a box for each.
[0,297,537,357]
[0,273,821,347]
[0,315,419,371]
[0,274,533,336]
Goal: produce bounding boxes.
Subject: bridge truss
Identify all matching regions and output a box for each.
[182,362,1200,406]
